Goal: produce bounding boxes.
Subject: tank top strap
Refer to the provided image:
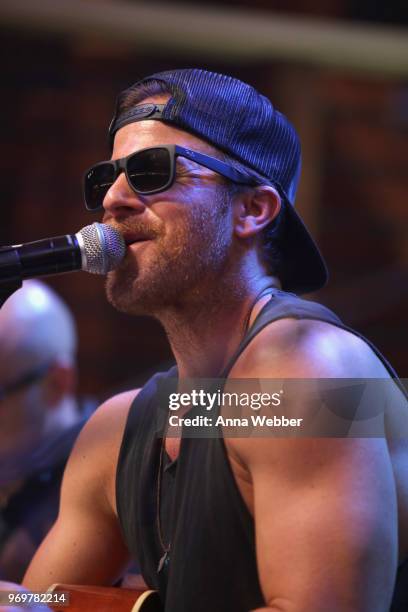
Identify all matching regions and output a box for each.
[221,289,342,377]
[221,289,403,382]
[115,364,178,593]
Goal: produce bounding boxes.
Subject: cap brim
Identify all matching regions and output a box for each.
[278,203,328,294]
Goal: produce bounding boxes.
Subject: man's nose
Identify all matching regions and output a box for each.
[102,172,146,217]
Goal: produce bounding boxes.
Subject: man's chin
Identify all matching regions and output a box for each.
[105,270,162,316]
[105,272,138,315]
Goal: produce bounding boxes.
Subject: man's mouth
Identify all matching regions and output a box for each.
[122,232,152,246]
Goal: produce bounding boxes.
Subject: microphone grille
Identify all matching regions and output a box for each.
[77,223,126,274]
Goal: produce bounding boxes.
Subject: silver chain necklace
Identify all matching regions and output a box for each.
[155,284,276,574]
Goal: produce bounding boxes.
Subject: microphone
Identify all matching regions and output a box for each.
[0,223,126,284]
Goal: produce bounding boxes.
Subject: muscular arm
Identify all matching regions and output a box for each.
[22,390,139,591]
[229,319,398,612]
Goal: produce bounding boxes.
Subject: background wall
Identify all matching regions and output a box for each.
[1,0,407,402]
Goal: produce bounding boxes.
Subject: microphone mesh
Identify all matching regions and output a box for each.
[77,223,126,274]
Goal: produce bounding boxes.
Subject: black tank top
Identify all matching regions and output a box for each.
[116,290,408,611]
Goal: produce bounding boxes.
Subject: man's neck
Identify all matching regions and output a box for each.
[158,276,280,378]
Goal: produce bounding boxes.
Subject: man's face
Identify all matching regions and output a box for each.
[103,110,234,316]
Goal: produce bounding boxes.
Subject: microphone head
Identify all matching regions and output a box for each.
[77,223,126,274]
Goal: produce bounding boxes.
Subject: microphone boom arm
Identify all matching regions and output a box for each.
[0,247,23,307]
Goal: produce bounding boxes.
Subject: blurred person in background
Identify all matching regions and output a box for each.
[0,280,94,583]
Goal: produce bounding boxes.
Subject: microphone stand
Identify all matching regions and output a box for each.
[0,247,23,308]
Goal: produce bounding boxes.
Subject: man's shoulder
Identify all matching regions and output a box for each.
[61,389,141,516]
[72,388,142,468]
[79,389,141,440]
[77,367,176,459]
[230,316,388,378]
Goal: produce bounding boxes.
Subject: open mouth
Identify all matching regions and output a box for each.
[122,233,152,246]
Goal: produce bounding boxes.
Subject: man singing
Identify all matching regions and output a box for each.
[21,69,408,611]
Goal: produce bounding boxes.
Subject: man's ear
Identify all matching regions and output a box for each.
[234,185,281,239]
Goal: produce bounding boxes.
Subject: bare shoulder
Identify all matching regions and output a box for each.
[230,317,389,378]
[74,389,140,453]
[226,317,392,469]
[62,388,140,517]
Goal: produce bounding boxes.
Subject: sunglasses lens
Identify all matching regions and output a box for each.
[84,163,115,211]
[127,148,171,193]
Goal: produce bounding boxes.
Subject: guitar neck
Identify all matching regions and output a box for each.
[48,583,162,612]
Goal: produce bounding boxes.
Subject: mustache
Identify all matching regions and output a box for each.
[104,219,163,242]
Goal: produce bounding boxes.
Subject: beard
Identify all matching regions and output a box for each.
[105,189,232,317]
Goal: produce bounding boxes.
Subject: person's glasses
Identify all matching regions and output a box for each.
[0,363,51,401]
[83,144,259,211]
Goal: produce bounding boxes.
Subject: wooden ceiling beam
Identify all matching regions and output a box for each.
[1,0,408,78]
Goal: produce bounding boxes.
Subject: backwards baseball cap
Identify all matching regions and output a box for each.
[109,68,328,294]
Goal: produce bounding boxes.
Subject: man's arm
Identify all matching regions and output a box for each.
[22,391,138,591]
[230,319,398,612]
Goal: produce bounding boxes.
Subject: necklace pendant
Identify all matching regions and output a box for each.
[157,550,170,573]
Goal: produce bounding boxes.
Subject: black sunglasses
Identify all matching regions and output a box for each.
[83,144,259,212]
[0,362,51,402]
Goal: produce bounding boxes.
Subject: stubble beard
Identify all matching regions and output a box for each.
[105,191,232,318]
